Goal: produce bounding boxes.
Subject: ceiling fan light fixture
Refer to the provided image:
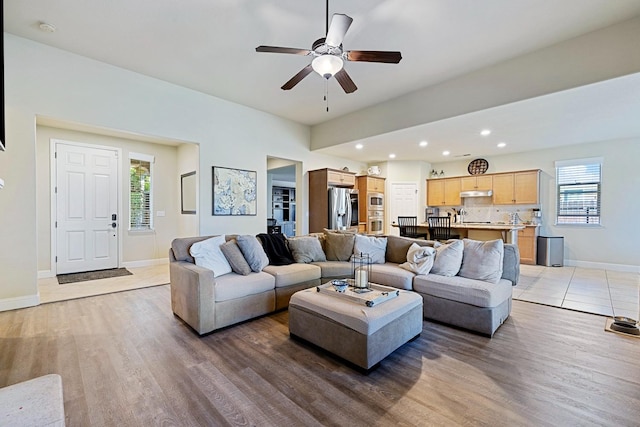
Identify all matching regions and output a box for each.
[312,55,343,79]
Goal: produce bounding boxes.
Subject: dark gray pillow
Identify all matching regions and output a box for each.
[287,236,327,263]
[220,239,252,275]
[323,232,356,262]
[236,235,269,272]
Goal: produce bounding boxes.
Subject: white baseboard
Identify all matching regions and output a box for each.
[122,258,168,269]
[564,259,640,273]
[0,294,40,312]
[38,270,55,279]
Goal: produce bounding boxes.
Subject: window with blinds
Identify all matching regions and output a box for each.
[555,158,602,225]
[130,153,154,230]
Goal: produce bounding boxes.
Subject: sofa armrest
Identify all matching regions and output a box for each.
[169,260,217,335]
[502,244,520,286]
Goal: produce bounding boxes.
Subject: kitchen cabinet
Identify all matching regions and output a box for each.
[427,178,461,206]
[460,175,493,191]
[517,226,539,265]
[271,186,295,235]
[309,168,356,233]
[356,175,386,223]
[492,170,539,205]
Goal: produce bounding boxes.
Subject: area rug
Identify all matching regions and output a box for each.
[57,268,133,284]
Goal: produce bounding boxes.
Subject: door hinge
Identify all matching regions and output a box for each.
[54,186,57,194]
[54,152,57,159]
[55,256,58,263]
[55,221,57,228]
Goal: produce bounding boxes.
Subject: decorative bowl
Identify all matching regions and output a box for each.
[331,279,349,293]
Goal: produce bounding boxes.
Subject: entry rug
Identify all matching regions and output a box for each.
[57,268,133,284]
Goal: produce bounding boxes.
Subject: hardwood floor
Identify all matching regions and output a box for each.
[1,285,639,426]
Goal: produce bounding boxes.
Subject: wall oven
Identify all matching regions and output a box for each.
[367,192,384,211]
[368,210,384,235]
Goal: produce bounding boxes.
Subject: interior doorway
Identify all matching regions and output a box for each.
[267,157,301,237]
[388,182,419,236]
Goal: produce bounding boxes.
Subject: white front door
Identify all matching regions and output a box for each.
[55,143,119,274]
[389,183,419,236]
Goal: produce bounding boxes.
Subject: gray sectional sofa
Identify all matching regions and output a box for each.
[169,233,519,336]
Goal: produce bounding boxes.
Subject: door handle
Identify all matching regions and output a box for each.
[110,222,117,228]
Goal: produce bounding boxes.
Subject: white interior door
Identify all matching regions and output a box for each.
[55,143,119,274]
[388,183,419,236]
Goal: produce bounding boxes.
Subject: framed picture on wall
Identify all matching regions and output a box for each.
[180,171,197,214]
[212,166,257,215]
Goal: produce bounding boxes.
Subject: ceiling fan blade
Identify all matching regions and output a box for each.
[325,14,353,47]
[281,64,314,90]
[256,45,312,55]
[334,69,358,94]
[346,50,402,64]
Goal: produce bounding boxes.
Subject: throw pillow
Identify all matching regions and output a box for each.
[458,238,504,284]
[430,239,464,277]
[385,235,441,264]
[189,235,232,278]
[352,234,387,264]
[236,235,269,272]
[399,243,436,275]
[287,236,327,263]
[323,231,356,261]
[220,239,252,275]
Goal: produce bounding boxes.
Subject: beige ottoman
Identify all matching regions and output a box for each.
[288,287,423,371]
[0,374,65,426]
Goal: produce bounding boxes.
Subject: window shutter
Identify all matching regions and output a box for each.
[555,159,602,225]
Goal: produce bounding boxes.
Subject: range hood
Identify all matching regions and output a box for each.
[460,190,493,198]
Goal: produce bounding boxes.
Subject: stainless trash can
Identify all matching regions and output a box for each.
[537,236,564,267]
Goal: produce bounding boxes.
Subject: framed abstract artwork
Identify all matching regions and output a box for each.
[212,166,257,215]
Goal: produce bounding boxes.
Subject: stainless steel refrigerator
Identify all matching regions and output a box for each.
[328,188,359,231]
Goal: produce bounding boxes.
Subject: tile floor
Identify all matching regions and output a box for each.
[514,265,640,319]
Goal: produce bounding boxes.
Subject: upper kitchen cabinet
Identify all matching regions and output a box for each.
[427,178,461,206]
[492,170,540,205]
[326,169,356,187]
[360,176,385,193]
[460,175,493,192]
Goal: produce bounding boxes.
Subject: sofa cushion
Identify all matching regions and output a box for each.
[237,235,269,272]
[431,239,464,277]
[324,232,356,261]
[311,261,353,279]
[399,243,436,275]
[263,263,322,288]
[385,235,441,264]
[413,274,513,308]
[352,234,387,264]
[220,239,252,276]
[213,271,275,302]
[458,239,504,284]
[189,235,232,278]
[287,236,327,263]
[370,263,416,290]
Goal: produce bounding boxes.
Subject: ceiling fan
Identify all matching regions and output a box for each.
[255,1,402,94]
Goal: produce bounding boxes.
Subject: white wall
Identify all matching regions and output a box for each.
[0,34,363,311]
[430,139,640,270]
[35,125,182,274]
[177,143,199,237]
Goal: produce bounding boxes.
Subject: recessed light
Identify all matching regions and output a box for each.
[480,129,491,136]
[497,142,506,148]
[419,140,428,147]
[442,151,450,156]
[355,143,363,149]
[389,153,396,159]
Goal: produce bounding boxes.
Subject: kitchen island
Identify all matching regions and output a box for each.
[393,222,526,244]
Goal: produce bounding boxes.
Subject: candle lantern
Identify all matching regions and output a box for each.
[352,252,372,293]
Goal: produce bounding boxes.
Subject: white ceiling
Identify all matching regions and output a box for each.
[5,0,640,162]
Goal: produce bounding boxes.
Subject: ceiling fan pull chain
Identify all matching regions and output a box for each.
[325,79,330,112]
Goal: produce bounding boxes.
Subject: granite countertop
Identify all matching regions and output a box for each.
[419,222,527,231]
